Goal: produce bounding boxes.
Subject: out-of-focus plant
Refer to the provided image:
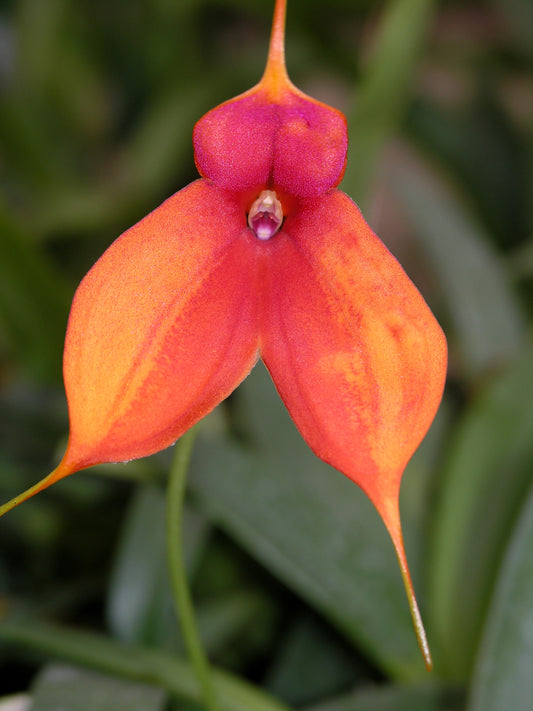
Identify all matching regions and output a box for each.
[0,0,532,710]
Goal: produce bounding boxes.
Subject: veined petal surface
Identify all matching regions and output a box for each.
[63,180,260,471]
[260,189,447,514]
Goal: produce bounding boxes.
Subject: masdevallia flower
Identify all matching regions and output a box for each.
[1,0,446,668]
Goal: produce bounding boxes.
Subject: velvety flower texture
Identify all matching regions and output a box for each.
[1,0,446,668]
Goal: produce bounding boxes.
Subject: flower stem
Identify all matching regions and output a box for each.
[166,427,219,711]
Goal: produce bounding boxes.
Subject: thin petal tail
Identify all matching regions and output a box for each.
[379,493,433,671]
[0,454,76,517]
[260,0,289,91]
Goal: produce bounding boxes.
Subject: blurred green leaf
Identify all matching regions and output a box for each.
[304,681,460,711]
[264,613,357,706]
[107,484,209,648]
[0,695,29,711]
[343,0,436,208]
[467,479,533,711]
[190,365,427,680]
[393,161,525,377]
[32,80,224,238]
[15,0,67,94]
[114,86,205,198]
[0,99,66,191]
[196,590,270,659]
[29,664,166,711]
[488,0,533,58]
[407,97,529,248]
[0,618,292,711]
[428,344,533,677]
[0,202,70,381]
[106,485,173,647]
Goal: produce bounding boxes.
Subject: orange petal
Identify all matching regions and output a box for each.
[260,189,446,667]
[62,179,260,471]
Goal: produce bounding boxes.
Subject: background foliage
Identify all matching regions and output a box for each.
[0,0,532,709]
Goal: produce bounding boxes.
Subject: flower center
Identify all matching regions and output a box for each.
[248,190,283,240]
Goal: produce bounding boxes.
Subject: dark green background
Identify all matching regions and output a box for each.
[0,0,532,709]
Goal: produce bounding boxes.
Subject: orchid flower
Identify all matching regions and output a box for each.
[1,0,446,668]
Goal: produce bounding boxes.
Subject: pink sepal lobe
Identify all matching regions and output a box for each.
[193,85,347,199]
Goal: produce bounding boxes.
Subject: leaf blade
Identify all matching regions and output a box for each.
[467,480,533,711]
